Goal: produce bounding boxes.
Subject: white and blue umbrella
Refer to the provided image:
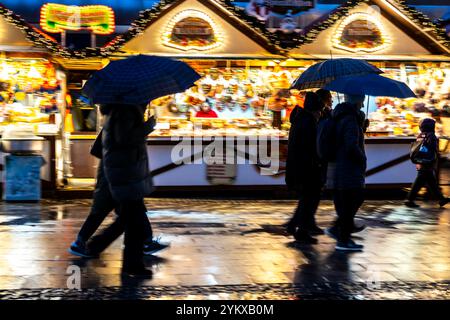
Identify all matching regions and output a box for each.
[291,58,382,90]
[324,74,416,98]
[82,55,201,105]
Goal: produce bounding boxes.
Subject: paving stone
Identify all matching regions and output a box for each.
[0,197,448,299]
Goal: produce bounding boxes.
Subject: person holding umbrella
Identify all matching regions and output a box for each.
[74,55,200,276]
[285,92,325,243]
[325,94,367,251]
[92,102,157,275]
[321,73,416,251]
[69,120,169,260]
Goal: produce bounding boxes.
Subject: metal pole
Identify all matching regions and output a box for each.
[61,30,66,47]
[91,33,96,48]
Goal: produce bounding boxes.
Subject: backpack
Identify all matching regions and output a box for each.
[410,137,436,165]
[317,117,338,162]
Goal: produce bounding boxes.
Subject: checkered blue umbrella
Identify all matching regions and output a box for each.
[291,58,382,90]
[82,55,201,105]
[324,74,416,98]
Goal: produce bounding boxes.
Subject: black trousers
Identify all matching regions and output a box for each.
[121,200,148,269]
[407,169,444,201]
[333,188,364,242]
[77,163,152,247]
[290,184,322,231]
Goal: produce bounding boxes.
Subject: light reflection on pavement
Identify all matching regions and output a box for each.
[0,197,449,299]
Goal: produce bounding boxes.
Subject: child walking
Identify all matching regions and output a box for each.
[405,118,449,208]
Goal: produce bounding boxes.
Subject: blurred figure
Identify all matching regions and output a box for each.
[285,92,325,244]
[195,103,218,118]
[405,118,449,208]
[69,119,168,260]
[325,94,367,252]
[316,89,333,119]
[86,103,161,276]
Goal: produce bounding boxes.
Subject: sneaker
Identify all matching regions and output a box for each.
[336,240,364,252]
[294,230,318,244]
[404,201,420,208]
[439,198,449,208]
[325,227,339,240]
[285,222,297,235]
[352,224,366,234]
[143,237,170,255]
[68,240,98,258]
[308,225,324,236]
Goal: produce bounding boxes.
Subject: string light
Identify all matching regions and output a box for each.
[161,9,224,51]
[332,12,391,53]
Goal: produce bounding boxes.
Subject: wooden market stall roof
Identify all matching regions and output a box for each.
[287,0,450,55]
[0,4,67,56]
[100,0,285,58]
[1,0,449,60]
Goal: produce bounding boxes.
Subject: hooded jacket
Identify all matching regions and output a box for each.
[328,102,367,190]
[416,118,439,170]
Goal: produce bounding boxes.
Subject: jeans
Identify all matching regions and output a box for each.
[77,163,152,248]
[407,169,444,201]
[290,184,322,232]
[333,188,364,242]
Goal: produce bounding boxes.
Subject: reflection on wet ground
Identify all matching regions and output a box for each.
[0,197,449,299]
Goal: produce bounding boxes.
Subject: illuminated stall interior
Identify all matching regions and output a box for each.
[0,9,67,190]
[288,0,450,137]
[6,0,445,188]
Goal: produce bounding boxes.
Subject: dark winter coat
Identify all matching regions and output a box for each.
[318,108,332,186]
[101,104,155,203]
[328,102,367,190]
[416,118,439,171]
[285,107,322,191]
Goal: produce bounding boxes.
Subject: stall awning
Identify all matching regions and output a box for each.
[112,52,287,60]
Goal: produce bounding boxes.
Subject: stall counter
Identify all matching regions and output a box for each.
[68,134,418,189]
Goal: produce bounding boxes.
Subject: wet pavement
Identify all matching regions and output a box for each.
[0,195,449,300]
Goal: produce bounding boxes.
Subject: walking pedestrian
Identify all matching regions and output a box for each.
[78,103,164,276]
[69,129,168,259]
[325,94,367,251]
[316,89,366,235]
[285,92,325,244]
[405,118,449,208]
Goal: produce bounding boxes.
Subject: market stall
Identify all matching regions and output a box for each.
[287,0,450,187]
[0,12,66,191]
[63,0,301,189]
[62,0,449,190]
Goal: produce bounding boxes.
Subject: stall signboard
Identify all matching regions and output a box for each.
[332,12,390,53]
[162,10,223,51]
[40,3,115,35]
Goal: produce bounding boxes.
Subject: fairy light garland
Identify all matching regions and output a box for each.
[161,9,224,51]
